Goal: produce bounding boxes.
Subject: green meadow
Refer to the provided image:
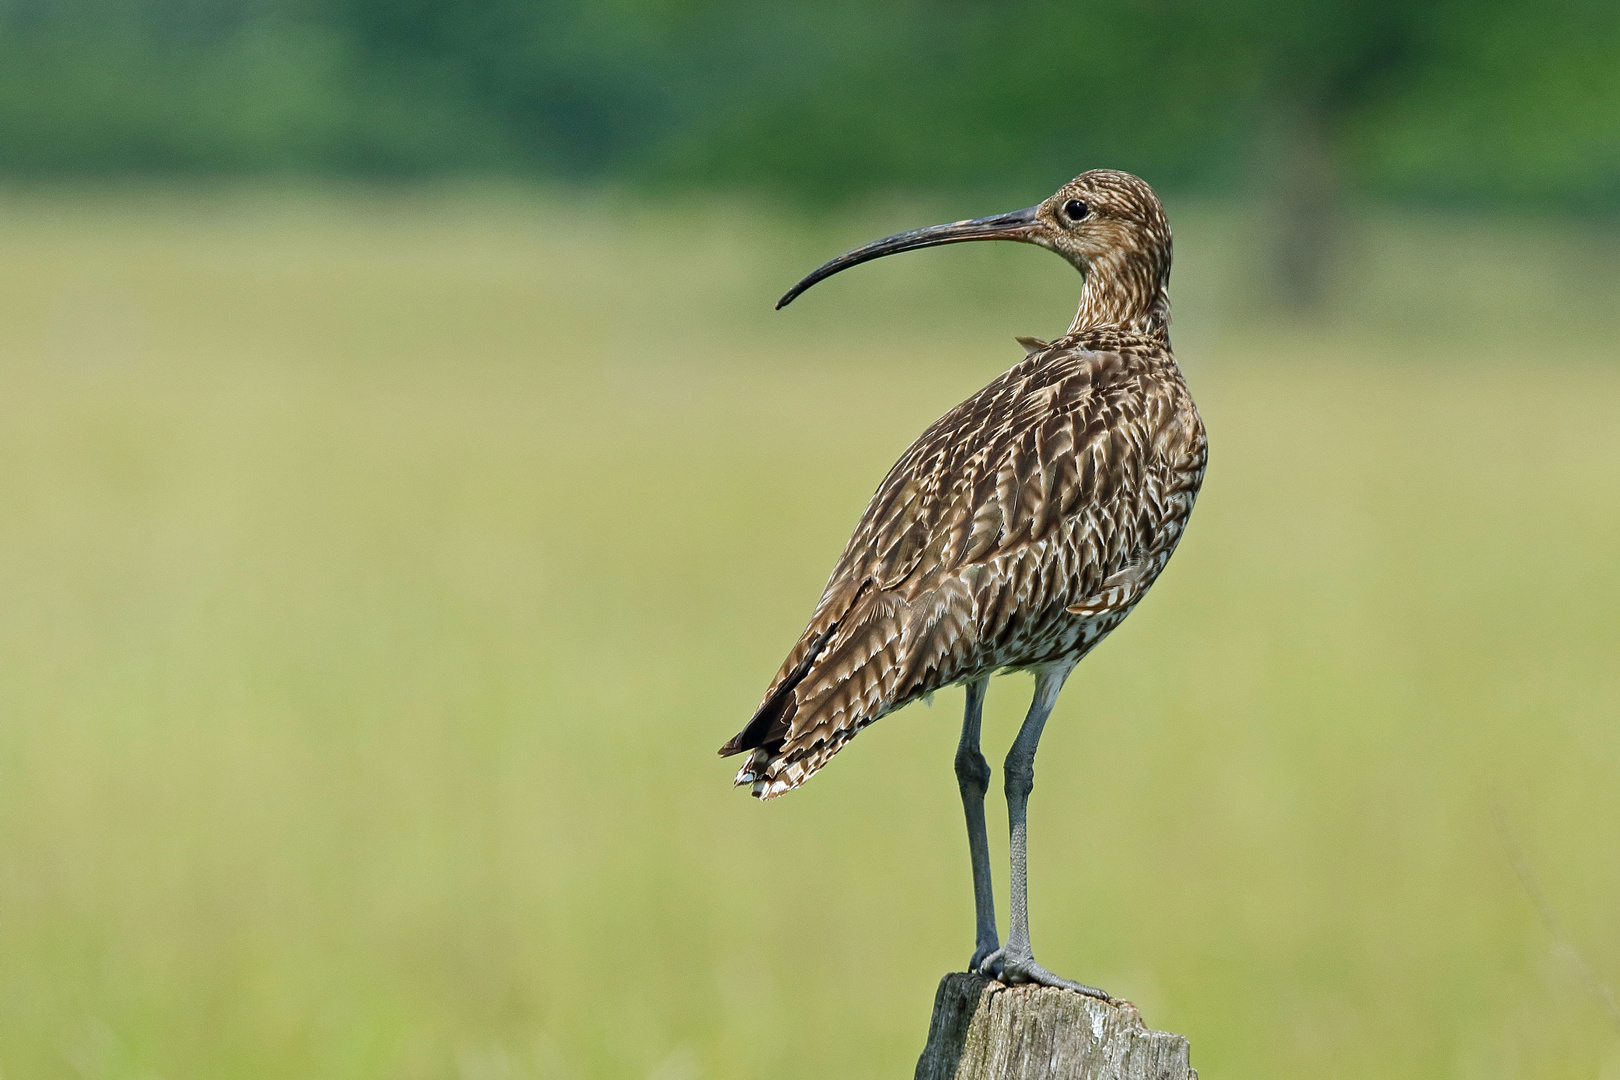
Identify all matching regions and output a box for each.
[0,188,1617,1080]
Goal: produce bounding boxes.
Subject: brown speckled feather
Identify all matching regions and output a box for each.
[721,170,1206,799]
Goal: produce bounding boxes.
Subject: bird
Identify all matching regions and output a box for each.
[719,169,1206,998]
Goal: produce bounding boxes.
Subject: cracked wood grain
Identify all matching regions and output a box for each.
[915,973,1196,1080]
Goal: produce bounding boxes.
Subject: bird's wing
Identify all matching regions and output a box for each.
[722,342,1205,795]
[827,343,1200,606]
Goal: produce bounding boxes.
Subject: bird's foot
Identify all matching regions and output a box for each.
[977,947,1109,1001]
[969,940,1002,979]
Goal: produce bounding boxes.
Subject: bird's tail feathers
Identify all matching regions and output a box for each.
[726,590,934,799]
[718,625,836,761]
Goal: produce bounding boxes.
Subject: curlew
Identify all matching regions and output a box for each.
[720,170,1206,997]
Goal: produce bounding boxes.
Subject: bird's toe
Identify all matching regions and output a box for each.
[971,943,1003,978]
[997,955,1110,1001]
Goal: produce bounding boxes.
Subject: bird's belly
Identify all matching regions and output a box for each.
[987,604,1133,675]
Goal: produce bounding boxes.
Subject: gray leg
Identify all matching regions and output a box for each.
[955,678,999,973]
[978,665,1109,1000]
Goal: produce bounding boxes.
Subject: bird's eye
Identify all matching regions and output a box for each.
[1063,199,1090,222]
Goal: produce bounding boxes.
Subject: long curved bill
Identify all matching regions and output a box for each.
[776,205,1042,309]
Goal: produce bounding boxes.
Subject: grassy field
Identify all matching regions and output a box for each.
[0,186,1617,1080]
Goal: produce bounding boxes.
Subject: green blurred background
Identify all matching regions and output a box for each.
[2,3,1619,1079]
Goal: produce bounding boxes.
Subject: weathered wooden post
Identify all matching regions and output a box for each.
[914,974,1196,1080]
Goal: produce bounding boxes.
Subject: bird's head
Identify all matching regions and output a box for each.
[777,169,1171,337]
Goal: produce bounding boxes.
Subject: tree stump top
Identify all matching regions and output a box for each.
[914,973,1196,1080]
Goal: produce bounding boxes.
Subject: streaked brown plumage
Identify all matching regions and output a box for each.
[720,170,1205,995]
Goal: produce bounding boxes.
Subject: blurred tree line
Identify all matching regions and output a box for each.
[2,0,1618,297]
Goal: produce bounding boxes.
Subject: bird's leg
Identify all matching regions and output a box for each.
[977,666,1110,1000]
[955,678,999,975]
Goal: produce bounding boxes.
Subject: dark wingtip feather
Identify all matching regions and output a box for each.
[720,624,837,760]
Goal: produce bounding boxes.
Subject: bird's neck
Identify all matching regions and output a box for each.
[1067,248,1171,341]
